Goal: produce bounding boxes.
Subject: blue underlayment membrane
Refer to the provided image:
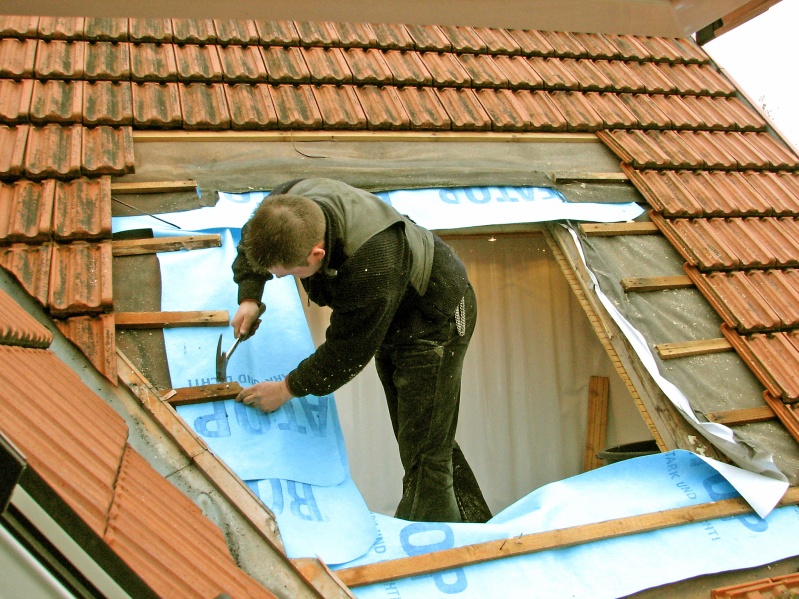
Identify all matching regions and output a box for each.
[112,187,799,598]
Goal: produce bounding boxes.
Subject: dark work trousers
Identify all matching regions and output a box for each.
[375,284,492,523]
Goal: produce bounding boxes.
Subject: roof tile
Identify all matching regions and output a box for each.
[302,47,353,84]
[585,91,638,128]
[328,21,378,48]
[405,24,452,52]
[735,131,799,169]
[268,84,322,129]
[25,124,83,179]
[713,96,767,131]
[436,87,491,131]
[213,19,260,46]
[218,44,267,82]
[473,88,528,131]
[0,345,127,536]
[53,177,111,240]
[736,332,799,401]
[84,41,131,80]
[438,25,488,53]
[224,83,278,130]
[394,86,451,130]
[615,93,671,128]
[0,242,52,305]
[603,33,650,60]
[0,38,37,78]
[538,30,587,58]
[131,82,182,128]
[419,52,471,87]
[507,29,555,56]
[0,179,55,243]
[352,85,410,130]
[294,21,336,47]
[0,124,30,178]
[472,27,521,55]
[171,18,217,44]
[648,94,704,129]
[0,79,34,124]
[84,17,129,42]
[342,48,393,85]
[35,39,87,79]
[128,18,174,43]
[311,84,367,129]
[174,43,223,82]
[55,314,117,383]
[492,54,544,89]
[370,23,415,50]
[83,81,133,126]
[30,79,83,125]
[571,32,621,59]
[562,58,614,91]
[0,15,40,38]
[261,46,310,83]
[457,53,508,88]
[591,60,645,93]
[0,287,52,348]
[38,16,85,41]
[676,170,773,216]
[653,214,740,269]
[668,37,710,64]
[548,90,604,131]
[81,126,135,176]
[744,171,799,214]
[179,83,231,129]
[677,95,737,130]
[253,20,299,46]
[381,50,432,86]
[748,270,799,328]
[526,56,579,90]
[634,36,682,62]
[130,42,178,82]
[625,60,677,93]
[512,89,567,131]
[49,240,113,315]
[697,270,783,331]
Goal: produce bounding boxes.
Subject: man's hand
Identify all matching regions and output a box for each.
[236,379,294,413]
[232,300,263,340]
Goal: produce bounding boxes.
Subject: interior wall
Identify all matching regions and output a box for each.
[301,232,652,517]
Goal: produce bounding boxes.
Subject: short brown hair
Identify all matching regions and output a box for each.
[242,194,325,271]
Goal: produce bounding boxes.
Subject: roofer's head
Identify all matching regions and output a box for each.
[242,194,326,278]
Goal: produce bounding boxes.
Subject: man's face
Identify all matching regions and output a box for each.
[268,245,325,279]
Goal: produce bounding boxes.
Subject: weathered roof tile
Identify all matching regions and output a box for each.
[38,16,85,41]
[0,15,40,38]
[474,88,528,131]
[171,18,217,44]
[457,53,508,88]
[55,314,117,383]
[394,86,451,130]
[512,89,567,130]
[254,20,299,46]
[405,24,452,52]
[603,33,650,60]
[626,60,677,93]
[472,27,521,55]
[131,82,182,128]
[224,83,278,129]
[328,21,377,48]
[507,28,555,56]
[592,60,646,93]
[370,22,415,50]
[213,19,260,46]
[342,48,393,85]
[438,24,488,53]
[128,18,173,43]
[381,50,432,86]
[35,39,87,79]
[572,32,621,59]
[0,242,52,305]
[0,124,29,178]
[83,81,133,126]
[526,56,579,90]
[130,42,178,82]
[492,54,544,89]
[84,41,131,80]
[53,177,111,240]
[49,240,113,315]
[261,46,310,83]
[585,91,639,128]
[0,79,33,124]
[84,17,129,42]
[311,84,367,129]
[0,38,38,78]
[81,126,135,175]
[353,85,410,130]
[30,79,83,124]
[0,179,55,243]
[0,287,53,348]
[562,58,614,91]
[616,93,671,128]
[174,43,224,82]
[25,124,83,179]
[268,84,322,129]
[302,47,353,84]
[436,87,491,131]
[538,30,587,58]
[294,21,336,47]
[218,44,267,82]
[548,90,604,131]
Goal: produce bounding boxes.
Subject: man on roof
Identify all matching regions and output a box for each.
[231,177,491,523]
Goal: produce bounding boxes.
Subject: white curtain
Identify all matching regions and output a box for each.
[301,233,651,517]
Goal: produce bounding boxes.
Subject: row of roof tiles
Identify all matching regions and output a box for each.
[0,15,709,62]
[0,38,726,91]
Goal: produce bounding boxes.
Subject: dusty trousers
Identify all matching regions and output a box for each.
[375,284,492,523]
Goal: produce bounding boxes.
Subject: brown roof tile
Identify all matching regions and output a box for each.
[492,54,544,89]
[81,126,135,176]
[0,79,33,124]
[213,19,260,46]
[55,313,116,383]
[342,48,393,85]
[625,60,677,93]
[353,85,410,130]
[131,82,182,128]
[744,171,799,214]
[224,83,278,130]
[83,81,133,126]
[472,27,521,55]
[736,132,799,169]
[294,20,336,47]
[538,30,587,58]
[38,16,85,41]
[370,22,415,50]
[0,242,52,305]
[130,42,178,82]
[713,95,767,131]
[302,47,353,84]
[438,24,488,53]
[30,79,83,124]
[592,60,647,93]
[473,88,528,131]
[615,93,671,128]
[268,84,323,129]
[49,240,112,315]
[436,87,491,131]
[405,24,452,52]
[0,287,52,348]
[261,46,310,83]
[634,36,683,62]
[328,21,377,48]
[0,345,127,535]
[84,41,131,80]
[603,33,650,60]
[572,32,621,59]
[526,56,579,90]
[394,86,451,130]
[0,124,29,178]
[694,270,783,331]
[585,92,639,128]
[562,58,614,91]
[507,29,555,57]
[253,20,299,46]
[128,18,173,43]
[733,331,799,401]
[0,38,37,78]
[381,50,432,86]
[24,124,82,178]
[457,53,508,88]
[747,270,799,328]
[34,39,86,79]
[548,90,604,131]
[648,94,705,129]
[174,43,223,82]
[653,214,739,269]
[0,179,55,243]
[179,83,231,129]
[668,37,710,64]
[84,17,129,42]
[171,18,217,44]
[52,177,111,240]
[0,15,40,38]
[512,89,567,131]
[311,84,367,129]
[419,51,471,87]
[218,44,267,82]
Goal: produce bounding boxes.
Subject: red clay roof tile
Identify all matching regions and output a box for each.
[473,88,528,131]
[0,124,29,177]
[84,17,129,42]
[0,15,39,38]
[527,56,579,90]
[492,54,544,89]
[30,80,83,124]
[253,20,299,46]
[213,19,260,46]
[735,331,799,401]
[53,177,111,240]
[634,36,683,62]
[381,49,432,86]
[711,570,799,598]
[507,29,555,56]
[615,93,671,128]
[457,53,508,88]
[129,42,178,82]
[668,37,710,64]
[655,215,740,269]
[562,58,614,91]
[311,84,367,129]
[419,51,471,87]
[538,30,587,58]
[393,86,451,130]
[0,242,52,305]
[0,179,55,243]
[302,47,353,84]
[38,16,85,41]
[0,79,33,124]
[741,171,799,215]
[748,270,799,328]
[328,21,378,48]
[268,84,323,129]
[649,94,705,129]
[548,90,604,131]
[472,27,522,55]
[585,91,639,129]
[438,24,488,53]
[218,45,267,82]
[81,126,135,176]
[353,85,410,130]
[342,48,393,85]
[0,345,127,535]
[0,38,37,78]
[224,83,278,130]
[24,124,82,178]
[0,287,52,348]
[84,40,131,80]
[592,60,647,93]
[685,130,740,169]
[171,18,217,44]
[405,24,452,52]
[49,240,112,315]
[261,46,310,83]
[179,83,230,129]
[512,89,567,130]
[128,18,173,43]
[370,22,415,50]
[55,313,117,383]
[436,87,491,131]
[83,81,133,125]
[174,43,223,82]
[625,60,677,93]
[35,39,87,79]
[696,270,782,331]
[294,20,336,47]
[572,32,621,59]
[131,82,182,128]
[603,33,650,60]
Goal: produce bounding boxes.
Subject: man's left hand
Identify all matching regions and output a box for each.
[236,379,294,413]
